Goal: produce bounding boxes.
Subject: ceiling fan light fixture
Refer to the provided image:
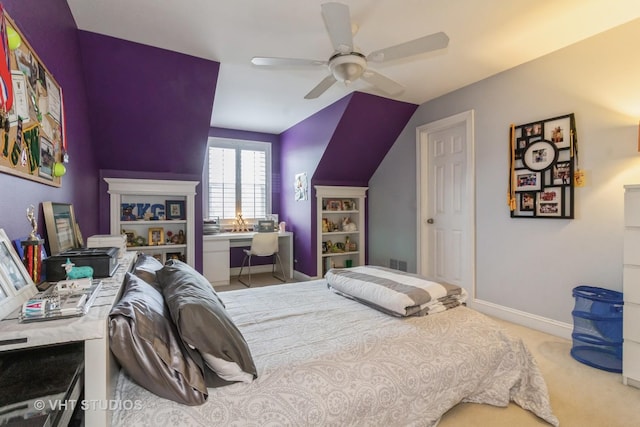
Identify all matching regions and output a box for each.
[329,53,366,84]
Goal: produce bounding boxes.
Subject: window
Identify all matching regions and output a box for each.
[205,138,271,222]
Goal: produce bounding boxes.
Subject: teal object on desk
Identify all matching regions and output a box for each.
[63,258,94,279]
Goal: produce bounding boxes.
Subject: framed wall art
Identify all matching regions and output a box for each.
[508,113,578,219]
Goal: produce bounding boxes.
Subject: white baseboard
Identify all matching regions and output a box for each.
[293,271,313,282]
[229,266,309,283]
[469,298,573,340]
[230,265,274,276]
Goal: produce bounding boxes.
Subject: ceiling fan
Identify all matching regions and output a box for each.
[251,2,449,99]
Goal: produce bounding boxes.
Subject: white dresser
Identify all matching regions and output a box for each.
[623,184,640,388]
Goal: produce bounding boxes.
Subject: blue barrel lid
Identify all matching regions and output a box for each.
[573,285,623,303]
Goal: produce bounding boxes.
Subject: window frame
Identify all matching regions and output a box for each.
[204,137,272,224]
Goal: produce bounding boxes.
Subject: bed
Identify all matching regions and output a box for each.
[110,266,558,427]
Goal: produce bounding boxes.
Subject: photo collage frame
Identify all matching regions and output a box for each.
[509,113,577,219]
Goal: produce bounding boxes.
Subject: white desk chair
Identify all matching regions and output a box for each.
[238,232,286,287]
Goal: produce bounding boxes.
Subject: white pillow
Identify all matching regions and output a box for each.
[202,353,254,383]
[187,343,254,383]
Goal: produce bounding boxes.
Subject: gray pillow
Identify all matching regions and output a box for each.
[132,253,164,289]
[157,260,257,386]
[109,272,207,405]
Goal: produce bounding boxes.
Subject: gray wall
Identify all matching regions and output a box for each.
[369,18,640,325]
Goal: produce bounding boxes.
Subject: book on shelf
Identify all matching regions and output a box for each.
[19,279,102,323]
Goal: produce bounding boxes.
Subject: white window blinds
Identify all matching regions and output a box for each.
[240,149,266,219]
[206,139,270,221]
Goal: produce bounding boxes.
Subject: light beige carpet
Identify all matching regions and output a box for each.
[216,278,640,426]
[439,318,640,427]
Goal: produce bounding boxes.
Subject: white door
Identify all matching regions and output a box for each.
[417,111,474,295]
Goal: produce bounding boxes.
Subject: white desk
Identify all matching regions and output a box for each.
[0,252,136,427]
[203,231,293,285]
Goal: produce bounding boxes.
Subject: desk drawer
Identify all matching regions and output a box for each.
[624,266,640,304]
[204,240,230,252]
[624,340,640,382]
[624,303,640,342]
[203,239,230,284]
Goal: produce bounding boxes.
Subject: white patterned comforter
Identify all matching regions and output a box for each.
[112,280,558,427]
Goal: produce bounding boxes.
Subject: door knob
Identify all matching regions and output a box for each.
[426,218,434,224]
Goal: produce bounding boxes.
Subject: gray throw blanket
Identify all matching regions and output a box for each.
[325,266,467,317]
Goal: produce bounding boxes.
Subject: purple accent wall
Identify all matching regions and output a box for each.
[280,92,417,277]
[314,92,418,186]
[78,33,219,272]
[0,0,97,247]
[78,32,219,175]
[280,95,352,276]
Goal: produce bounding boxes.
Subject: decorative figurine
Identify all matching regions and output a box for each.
[26,205,38,241]
[121,205,137,221]
[63,258,93,279]
[342,217,357,232]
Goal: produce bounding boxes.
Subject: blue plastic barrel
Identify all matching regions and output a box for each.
[570,285,623,372]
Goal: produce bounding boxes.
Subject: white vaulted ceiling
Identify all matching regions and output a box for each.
[67,0,640,134]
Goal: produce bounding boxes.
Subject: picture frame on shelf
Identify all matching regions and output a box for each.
[165,200,186,220]
[326,200,342,211]
[42,201,81,255]
[148,227,165,245]
[0,229,38,320]
[257,220,275,232]
[341,199,354,211]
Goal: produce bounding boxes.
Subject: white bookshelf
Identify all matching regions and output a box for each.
[105,178,197,267]
[315,185,367,278]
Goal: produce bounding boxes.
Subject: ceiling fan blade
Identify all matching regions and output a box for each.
[367,31,449,63]
[361,70,404,96]
[321,2,354,54]
[304,75,338,99]
[251,57,326,68]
